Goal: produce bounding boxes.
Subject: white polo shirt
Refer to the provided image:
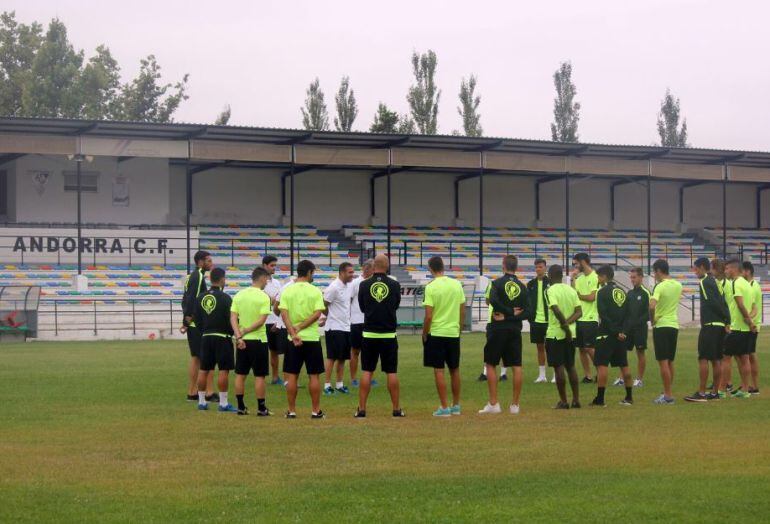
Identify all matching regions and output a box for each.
[274,278,295,329]
[349,275,365,325]
[323,278,351,332]
[264,276,282,325]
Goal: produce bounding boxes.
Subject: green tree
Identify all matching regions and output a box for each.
[397,114,416,134]
[657,88,688,147]
[407,49,440,134]
[301,77,329,131]
[21,18,83,118]
[214,104,231,125]
[370,103,399,133]
[334,76,357,132]
[116,55,189,122]
[0,11,43,116]
[550,61,580,142]
[457,74,482,137]
[77,45,121,120]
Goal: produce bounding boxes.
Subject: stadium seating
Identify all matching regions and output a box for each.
[704,227,770,263]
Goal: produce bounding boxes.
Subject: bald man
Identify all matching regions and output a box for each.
[355,255,404,418]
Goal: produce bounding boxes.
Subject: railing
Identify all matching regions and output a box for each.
[38,299,183,336]
[203,238,349,268]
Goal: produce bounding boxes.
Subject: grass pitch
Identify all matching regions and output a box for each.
[0,331,768,523]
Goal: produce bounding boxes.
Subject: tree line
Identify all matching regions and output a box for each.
[1,11,687,147]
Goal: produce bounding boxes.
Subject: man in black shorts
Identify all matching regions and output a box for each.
[261,255,284,386]
[180,250,215,402]
[527,258,551,383]
[479,255,529,415]
[194,267,237,413]
[591,265,633,406]
[544,265,582,409]
[322,262,355,395]
[571,253,599,383]
[614,267,650,388]
[230,267,273,416]
[278,260,326,419]
[355,254,403,418]
[349,259,374,387]
[685,258,730,402]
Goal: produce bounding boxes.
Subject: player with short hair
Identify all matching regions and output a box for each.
[479,255,529,415]
[422,256,466,417]
[180,250,215,402]
[527,258,552,383]
[261,255,285,386]
[349,259,375,387]
[571,253,598,383]
[323,262,355,395]
[721,259,755,399]
[230,267,273,416]
[685,258,730,402]
[710,259,727,295]
[591,265,634,406]
[355,254,403,418]
[544,264,582,409]
[742,261,761,395]
[649,259,683,405]
[194,267,237,413]
[478,280,509,383]
[279,260,326,419]
[614,267,650,388]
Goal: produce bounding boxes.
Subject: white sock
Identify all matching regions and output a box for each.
[336,381,344,388]
[219,392,228,407]
[198,391,206,404]
[325,382,331,389]
[501,367,507,377]
[482,365,487,376]
[538,365,546,378]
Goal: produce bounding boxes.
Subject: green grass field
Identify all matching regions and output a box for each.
[1,330,768,523]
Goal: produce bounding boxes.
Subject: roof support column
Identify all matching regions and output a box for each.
[478,153,484,276]
[564,160,570,269]
[185,160,192,273]
[386,149,392,269]
[722,163,728,259]
[647,160,652,274]
[75,153,84,275]
[290,145,296,275]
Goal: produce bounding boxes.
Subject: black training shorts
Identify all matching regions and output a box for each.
[748,331,758,354]
[545,338,576,368]
[187,325,202,358]
[235,340,269,377]
[265,324,279,353]
[350,323,364,350]
[697,325,726,361]
[653,327,678,362]
[724,331,750,357]
[625,324,648,351]
[283,340,325,375]
[594,336,629,368]
[575,321,598,349]
[200,335,234,371]
[274,327,288,355]
[361,337,399,374]
[484,328,522,367]
[423,335,461,370]
[529,322,548,344]
[325,330,352,361]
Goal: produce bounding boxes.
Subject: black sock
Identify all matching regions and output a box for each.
[597,387,606,403]
[236,394,245,410]
[258,398,266,410]
[625,386,633,401]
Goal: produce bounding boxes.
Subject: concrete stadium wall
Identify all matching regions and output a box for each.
[8,156,766,231]
[10,155,170,225]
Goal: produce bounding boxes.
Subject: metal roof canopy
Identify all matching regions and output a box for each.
[2,116,770,169]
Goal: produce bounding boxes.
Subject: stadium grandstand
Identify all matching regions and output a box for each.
[1,116,769,339]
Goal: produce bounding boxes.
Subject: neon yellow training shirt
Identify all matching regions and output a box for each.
[726,276,754,332]
[278,281,325,341]
[574,271,599,322]
[231,287,271,341]
[423,275,466,338]
[545,283,580,340]
[535,279,546,324]
[652,278,683,329]
[750,280,763,332]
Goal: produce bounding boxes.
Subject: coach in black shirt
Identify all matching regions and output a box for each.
[355,254,404,418]
[180,250,214,401]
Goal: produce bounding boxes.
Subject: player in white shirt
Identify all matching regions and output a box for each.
[261,256,284,386]
[272,274,296,386]
[349,259,374,387]
[323,262,356,395]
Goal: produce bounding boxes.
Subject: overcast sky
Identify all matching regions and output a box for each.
[8,1,770,150]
